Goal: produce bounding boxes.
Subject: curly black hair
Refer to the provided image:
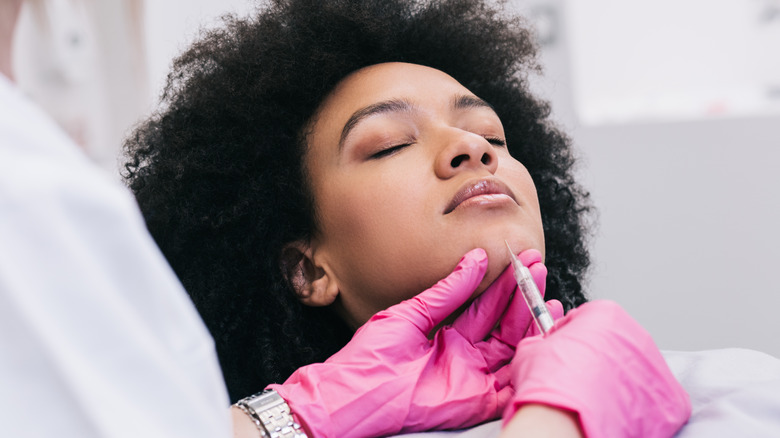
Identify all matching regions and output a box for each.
[123,0,592,402]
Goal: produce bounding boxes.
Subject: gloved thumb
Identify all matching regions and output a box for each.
[523,299,564,338]
[519,249,546,297]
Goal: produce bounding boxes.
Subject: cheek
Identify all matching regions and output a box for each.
[502,160,541,213]
[318,171,419,244]
[495,160,546,248]
[314,166,452,307]
[315,168,433,270]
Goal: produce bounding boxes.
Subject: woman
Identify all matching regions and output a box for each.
[124,0,689,436]
[124,0,588,398]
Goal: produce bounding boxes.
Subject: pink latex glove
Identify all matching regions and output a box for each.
[270,248,561,438]
[504,300,692,438]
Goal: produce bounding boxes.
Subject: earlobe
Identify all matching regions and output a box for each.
[280,241,339,307]
[307,273,339,307]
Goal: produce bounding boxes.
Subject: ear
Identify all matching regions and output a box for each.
[280,241,339,307]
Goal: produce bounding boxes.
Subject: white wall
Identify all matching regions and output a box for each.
[13,0,149,171]
[566,0,780,124]
[581,117,780,357]
[142,0,256,106]
[143,0,780,358]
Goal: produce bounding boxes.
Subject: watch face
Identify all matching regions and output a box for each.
[246,390,281,409]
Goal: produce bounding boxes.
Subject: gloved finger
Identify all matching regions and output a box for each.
[495,382,515,418]
[494,362,513,391]
[523,299,564,338]
[451,260,516,343]
[518,249,546,297]
[475,336,516,373]
[387,248,488,334]
[491,252,547,346]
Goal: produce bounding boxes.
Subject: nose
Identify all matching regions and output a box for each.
[434,130,499,179]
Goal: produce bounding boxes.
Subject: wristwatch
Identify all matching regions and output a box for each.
[235,389,308,438]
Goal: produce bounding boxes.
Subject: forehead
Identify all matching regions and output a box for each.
[313,62,476,125]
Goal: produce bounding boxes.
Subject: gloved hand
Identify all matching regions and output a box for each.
[504,300,692,438]
[270,248,561,438]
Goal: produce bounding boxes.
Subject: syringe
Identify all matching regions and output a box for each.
[505,240,554,335]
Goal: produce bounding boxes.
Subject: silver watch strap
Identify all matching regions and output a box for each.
[235,389,308,438]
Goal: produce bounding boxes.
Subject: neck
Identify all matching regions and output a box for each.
[0,0,24,81]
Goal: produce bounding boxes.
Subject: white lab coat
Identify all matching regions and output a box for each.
[0,74,232,437]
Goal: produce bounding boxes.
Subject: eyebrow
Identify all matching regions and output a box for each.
[338,94,497,149]
[339,99,413,148]
[451,94,495,112]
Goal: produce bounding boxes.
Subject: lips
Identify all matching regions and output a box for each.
[444,178,517,214]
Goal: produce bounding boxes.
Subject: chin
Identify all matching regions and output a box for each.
[467,232,544,296]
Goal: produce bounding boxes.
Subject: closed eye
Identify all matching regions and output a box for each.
[485,137,506,147]
[370,143,412,159]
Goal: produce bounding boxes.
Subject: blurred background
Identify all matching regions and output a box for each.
[13,0,780,357]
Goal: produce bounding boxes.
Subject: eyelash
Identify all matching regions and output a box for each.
[370,136,505,160]
[485,137,507,147]
[370,143,412,159]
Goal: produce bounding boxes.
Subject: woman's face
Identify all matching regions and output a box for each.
[304,62,544,328]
